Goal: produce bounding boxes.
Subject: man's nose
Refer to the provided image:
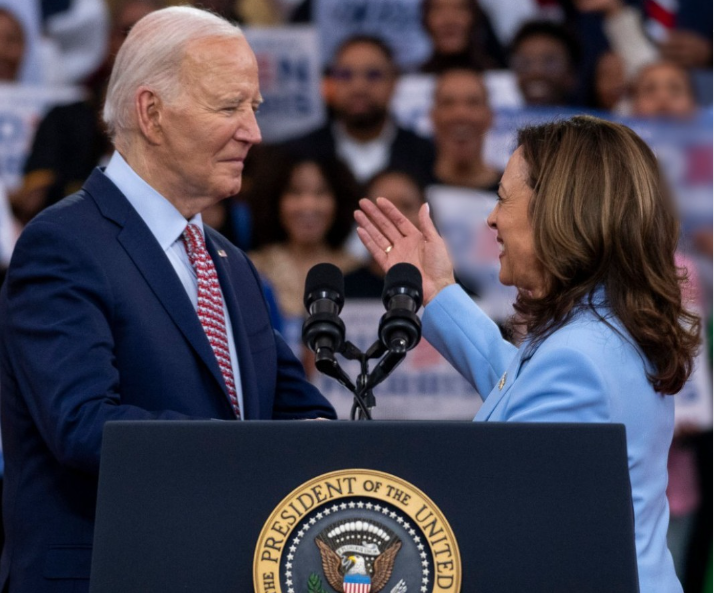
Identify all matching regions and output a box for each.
[237,110,262,145]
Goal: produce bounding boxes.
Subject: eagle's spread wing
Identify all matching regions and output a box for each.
[371,540,402,592]
[315,538,344,592]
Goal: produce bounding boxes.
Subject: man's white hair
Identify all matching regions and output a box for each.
[103,6,243,145]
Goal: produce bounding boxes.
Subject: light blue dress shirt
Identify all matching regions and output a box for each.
[104,151,244,417]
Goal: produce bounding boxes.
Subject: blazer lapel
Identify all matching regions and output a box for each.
[85,170,231,404]
[475,345,531,421]
[205,234,260,419]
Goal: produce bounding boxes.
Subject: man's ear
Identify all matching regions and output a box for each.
[135,87,163,145]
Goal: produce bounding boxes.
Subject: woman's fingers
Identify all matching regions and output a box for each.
[354,209,393,252]
[358,198,418,245]
[418,203,441,242]
[355,227,388,270]
[374,197,421,238]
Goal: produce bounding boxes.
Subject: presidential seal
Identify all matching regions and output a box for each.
[254,469,461,593]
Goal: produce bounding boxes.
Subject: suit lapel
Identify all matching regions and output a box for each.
[84,170,232,406]
[205,233,260,419]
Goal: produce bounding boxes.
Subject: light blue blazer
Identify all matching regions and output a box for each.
[422,284,681,593]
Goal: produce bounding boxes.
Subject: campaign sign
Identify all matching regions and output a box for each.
[245,26,326,143]
[0,83,82,190]
[314,0,432,70]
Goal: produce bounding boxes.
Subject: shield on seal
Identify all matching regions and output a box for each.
[344,573,371,593]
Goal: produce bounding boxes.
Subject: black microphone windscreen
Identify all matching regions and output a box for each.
[382,263,422,304]
[304,263,345,310]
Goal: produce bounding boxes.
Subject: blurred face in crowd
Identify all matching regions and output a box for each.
[367,172,423,227]
[424,0,473,55]
[109,1,160,61]
[487,147,545,294]
[631,63,696,118]
[511,35,575,106]
[280,162,337,247]
[431,69,492,162]
[594,52,626,111]
[154,36,262,209]
[330,42,396,131]
[0,9,24,81]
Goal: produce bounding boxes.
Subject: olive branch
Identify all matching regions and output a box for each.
[307,572,330,593]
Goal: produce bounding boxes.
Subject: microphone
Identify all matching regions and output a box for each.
[378,263,423,354]
[364,264,423,391]
[302,263,347,374]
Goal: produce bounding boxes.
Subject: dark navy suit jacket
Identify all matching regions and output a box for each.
[0,169,335,593]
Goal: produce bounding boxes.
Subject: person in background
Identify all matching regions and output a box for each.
[345,170,425,299]
[509,20,581,107]
[590,50,628,111]
[282,35,435,189]
[0,8,24,81]
[355,115,699,593]
[248,150,361,319]
[429,66,500,191]
[10,0,162,226]
[0,10,24,550]
[419,0,505,72]
[0,8,335,592]
[577,0,711,72]
[629,60,698,118]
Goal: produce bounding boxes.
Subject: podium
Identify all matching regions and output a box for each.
[90,421,638,593]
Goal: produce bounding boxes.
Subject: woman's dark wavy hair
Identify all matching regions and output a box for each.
[515,115,700,395]
[247,147,361,251]
[420,0,505,70]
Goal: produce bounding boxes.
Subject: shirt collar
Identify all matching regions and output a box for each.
[104,151,203,251]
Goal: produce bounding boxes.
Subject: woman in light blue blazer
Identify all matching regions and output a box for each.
[354,116,700,593]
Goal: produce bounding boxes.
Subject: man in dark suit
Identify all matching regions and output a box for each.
[283,35,435,189]
[0,7,335,593]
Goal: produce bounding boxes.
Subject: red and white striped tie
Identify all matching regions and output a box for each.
[182,223,240,418]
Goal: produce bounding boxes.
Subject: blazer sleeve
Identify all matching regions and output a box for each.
[3,220,197,476]
[422,284,517,400]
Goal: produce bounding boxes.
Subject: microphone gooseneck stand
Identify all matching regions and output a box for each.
[303,263,421,421]
[339,340,405,421]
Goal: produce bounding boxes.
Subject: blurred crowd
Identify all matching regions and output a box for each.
[0,0,710,590]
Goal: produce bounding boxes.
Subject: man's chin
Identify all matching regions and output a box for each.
[341,110,388,130]
[219,178,242,200]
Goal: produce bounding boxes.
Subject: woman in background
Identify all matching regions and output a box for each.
[420,0,505,72]
[248,150,361,319]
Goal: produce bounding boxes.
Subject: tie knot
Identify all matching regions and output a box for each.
[182,223,205,261]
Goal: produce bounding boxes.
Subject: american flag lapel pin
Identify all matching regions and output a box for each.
[217,250,228,258]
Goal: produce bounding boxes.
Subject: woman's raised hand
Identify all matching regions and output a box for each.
[354,197,456,305]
